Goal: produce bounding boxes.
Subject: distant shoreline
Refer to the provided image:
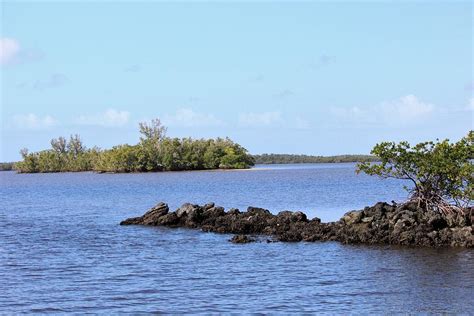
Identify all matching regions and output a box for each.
[252,154,378,164]
[0,155,377,173]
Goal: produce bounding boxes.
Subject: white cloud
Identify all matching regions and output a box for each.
[0,38,20,65]
[162,108,224,127]
[331,94,434,126]
[11,113,57,129]
[238,111,283,127]
[379,94,434,121]
[77,108,130,127]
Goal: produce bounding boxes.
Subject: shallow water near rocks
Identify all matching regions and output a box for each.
[1,163,473,313]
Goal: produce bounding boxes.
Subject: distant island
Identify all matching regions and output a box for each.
[252,154,378,164]
[2,154,378,173]
[13,119,254,173]
[0,162,14,171]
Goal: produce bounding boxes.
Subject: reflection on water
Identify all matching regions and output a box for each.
[0,164,472,313]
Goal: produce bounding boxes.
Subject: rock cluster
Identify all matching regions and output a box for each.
[120,201,473,247]
[337,202,473,247]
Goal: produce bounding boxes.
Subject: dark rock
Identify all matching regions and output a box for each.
[228,208,240,215]
[176,203,197,218]
[230,234,255,244]
[426,212,448,230]
[342,211,362,225]
[247,206,271,216]
[203,206,225,218]
[361,216,374,223]
[120,202,169,225]
[158,212,179,226]
[291,211,308,222]
[203,202,215,210]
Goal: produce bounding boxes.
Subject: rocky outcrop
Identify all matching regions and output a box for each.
[120,201,474,248]
[335,202,473,247]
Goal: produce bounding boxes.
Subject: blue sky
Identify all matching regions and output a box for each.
[1,1,473,161]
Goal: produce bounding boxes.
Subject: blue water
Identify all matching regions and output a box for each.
[1,163,473,313]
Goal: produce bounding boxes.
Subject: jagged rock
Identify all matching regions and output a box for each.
[158,212,179,226]
[120,202,169,225]
[203,202,215,210]
[342,211,362,225]
[361,216,374,223]
[176,203,197,218]
[120,201,473,248]
[228,208,240,215]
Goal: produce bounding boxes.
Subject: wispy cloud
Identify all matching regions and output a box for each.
[238,111,283,127]
[464,82,474,91]
[249,74,264,83]
[330,94,434,126]
[0,38,20,65]
[305,54,336,71]
[318,54,336,65]
[294,116,311,130]
[162,108,224,127]
[273,89,294,99]
[11,113,58,130]
[466,97,474,111]
[187,97,200,103]
[238,111,311,129]
[18,73,69,90]
[77,108,130,127]
[124,65,141,73]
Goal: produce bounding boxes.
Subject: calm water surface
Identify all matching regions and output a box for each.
[1,163,472,313]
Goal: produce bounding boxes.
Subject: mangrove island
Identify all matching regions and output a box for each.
[14,119,255,173]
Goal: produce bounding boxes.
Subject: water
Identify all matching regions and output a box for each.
[0,163,472,313]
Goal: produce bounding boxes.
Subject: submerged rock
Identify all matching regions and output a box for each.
[229,234,256,244]
[120,201,474,248]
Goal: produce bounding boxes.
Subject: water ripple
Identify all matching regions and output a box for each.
[0,166,473,313]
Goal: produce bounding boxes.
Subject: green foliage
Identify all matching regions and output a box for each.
[16,119,254,173]
[0,162,15,171]
[219,140,255,169]
[357,131,474,208]
[253,154,379,164]
[94,144,142,173]
[15,137,99,173]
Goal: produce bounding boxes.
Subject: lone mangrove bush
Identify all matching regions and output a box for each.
[357,131,474,213]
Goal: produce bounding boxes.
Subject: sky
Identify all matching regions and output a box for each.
[0,1,473,161]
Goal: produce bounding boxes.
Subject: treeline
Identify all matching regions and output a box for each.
[15,119,254,173]
[0,162,15,171]
[252,154,379,164]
